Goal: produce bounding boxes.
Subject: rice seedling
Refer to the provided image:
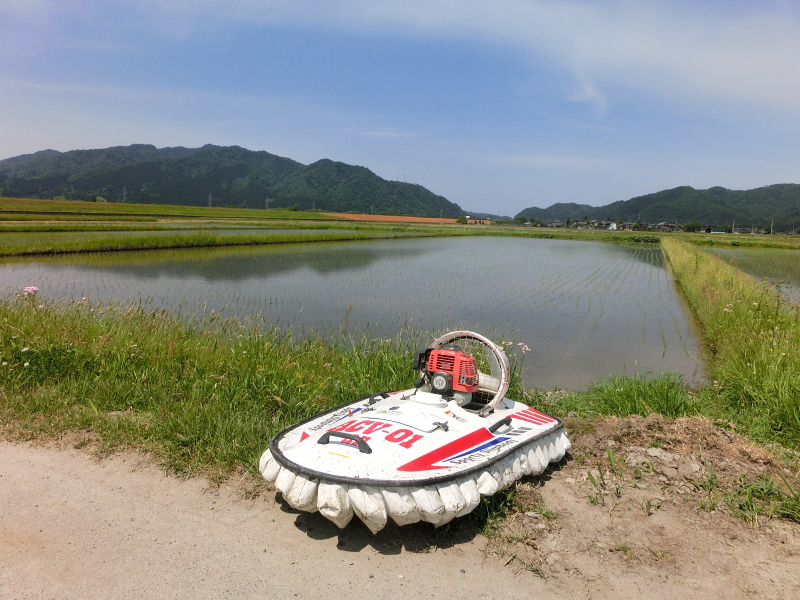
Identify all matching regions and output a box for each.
[1,236,702,391]
[703,246,800,303]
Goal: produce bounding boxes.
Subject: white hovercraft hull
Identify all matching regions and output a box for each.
[260,389,569,533]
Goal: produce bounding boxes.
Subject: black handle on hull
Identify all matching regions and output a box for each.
[317,431,373,454]
[488,417,513,434]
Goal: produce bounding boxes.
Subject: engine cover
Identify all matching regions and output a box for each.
[426,344,479,394]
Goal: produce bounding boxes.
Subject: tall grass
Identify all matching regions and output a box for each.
[0,295,420,476]
[662,237,800,444]
[0,292,534,476]
[551,373,693,419]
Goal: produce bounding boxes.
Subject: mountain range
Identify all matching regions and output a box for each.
[516,185,800,231]
[2,144,799,229]
[0,144,462,218]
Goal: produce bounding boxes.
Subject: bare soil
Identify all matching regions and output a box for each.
[2,416,798,599]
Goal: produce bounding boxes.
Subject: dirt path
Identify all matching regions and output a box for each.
[1,419,798,599]
[0,442,556,600]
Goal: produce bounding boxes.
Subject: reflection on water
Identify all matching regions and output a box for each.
[0,237,704,390]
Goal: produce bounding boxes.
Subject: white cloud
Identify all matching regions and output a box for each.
[120,0,800,115]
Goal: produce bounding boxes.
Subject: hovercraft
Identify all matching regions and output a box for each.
[259,331,570,533]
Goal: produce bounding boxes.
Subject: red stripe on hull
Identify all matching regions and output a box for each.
[397,428,494,472]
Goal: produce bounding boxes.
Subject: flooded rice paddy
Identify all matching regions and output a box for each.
[704,246,800,303]
[0,237,704,390]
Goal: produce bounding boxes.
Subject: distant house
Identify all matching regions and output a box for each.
[607,222,618,231]
[703,225,727,233]
[548,220,564,228]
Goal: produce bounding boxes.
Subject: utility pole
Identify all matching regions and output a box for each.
[312,200,315,211]
[440,207,443,218]
[371,205,374,215]
[265,197,270,210]
[771,218,774,235]
[208,193,212,208]
[122,186,127,203]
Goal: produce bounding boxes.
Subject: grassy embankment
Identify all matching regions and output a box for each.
[0,229,439,257]
[0,196,337,221]
[661,237,800,443]
[0,296,427,478]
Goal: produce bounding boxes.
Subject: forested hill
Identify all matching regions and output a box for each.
[0,144,462,217]
[516,185,800,231]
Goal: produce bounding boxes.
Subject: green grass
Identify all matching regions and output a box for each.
[0,196,338,221]
[662,237,800,445]
[0,229,429,257]
[682,232,800,251]
[551,373,693,420]
[0,294,424,477]
[0,284,540,480]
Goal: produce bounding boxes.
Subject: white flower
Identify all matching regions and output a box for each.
[1,362,7,366]
[23,362,30,367]
[21,347,29,352]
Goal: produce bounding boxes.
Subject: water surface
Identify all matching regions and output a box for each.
[704,246,800,303]
[0,237,704,390]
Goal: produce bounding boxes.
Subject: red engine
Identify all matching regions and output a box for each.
[423,344,479,395]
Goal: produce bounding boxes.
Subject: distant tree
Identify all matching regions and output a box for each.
[456,215,468,224]
[683,221,703,232]
[287,204,298,211]
[565,217,572,227]
[514,215,527,225]
[583,214,589,222]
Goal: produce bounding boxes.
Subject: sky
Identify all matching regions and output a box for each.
[2,0,800,216]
